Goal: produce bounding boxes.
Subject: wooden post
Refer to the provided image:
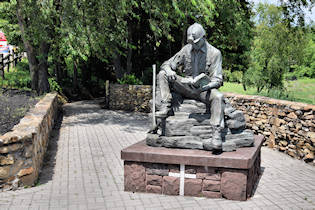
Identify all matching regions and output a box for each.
[5,54,10,72]
[152,64,156,128]
[0,54,4,79]
[105,80,110,108]
[9,50,14,70]
[13,51,17,66]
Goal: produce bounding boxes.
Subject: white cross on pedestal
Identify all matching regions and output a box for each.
[168,164,196,196]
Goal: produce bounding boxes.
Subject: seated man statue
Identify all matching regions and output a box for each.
[155,23,224,149]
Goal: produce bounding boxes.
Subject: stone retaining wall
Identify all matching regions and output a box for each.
[225,93,315,165]
[0,93,59,190]
[108,84,152,112]
[108,84,315,164]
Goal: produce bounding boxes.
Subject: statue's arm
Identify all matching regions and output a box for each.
[201,50,223,91]
[160,47,186,80]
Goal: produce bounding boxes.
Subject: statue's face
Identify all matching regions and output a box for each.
[190,38,205,51]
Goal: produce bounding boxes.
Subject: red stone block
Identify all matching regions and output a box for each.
[221,170,247,201]
[146,185,162,194]
[203,180,220,192]
[184,178,202,196]
[124,161,146,192]
[196,171,220,180]
[162,176,180,195]
[146,174,163,186]
[202,191,222,198]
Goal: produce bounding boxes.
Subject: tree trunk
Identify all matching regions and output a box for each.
[126,23,133,74]
[113,55,124,79]
[73,59,78,89]
[16,2,39,91]
[181,26,187,47]
[38,42,50,94]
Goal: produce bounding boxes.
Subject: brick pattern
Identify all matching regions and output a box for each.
[124,152,261,201]
[0,93,59,190]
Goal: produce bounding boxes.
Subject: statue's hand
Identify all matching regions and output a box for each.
[166,69,177,81]
[199,82,217,92]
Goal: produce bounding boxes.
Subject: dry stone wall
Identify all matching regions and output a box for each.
[108,84,315,165]
[225,93,315,165]
[0,93,59,190]
[108,84,152,112]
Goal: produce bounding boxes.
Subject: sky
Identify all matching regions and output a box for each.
[249,0,315,24]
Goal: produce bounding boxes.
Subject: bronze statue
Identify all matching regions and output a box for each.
[155,23,224,149]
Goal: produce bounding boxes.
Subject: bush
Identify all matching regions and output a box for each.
[285,65,315,80]
[48,77,62,93]
[117,74,143,85]
[224,69,242,83]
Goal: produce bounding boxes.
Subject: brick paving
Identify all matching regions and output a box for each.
[0,99,315,210]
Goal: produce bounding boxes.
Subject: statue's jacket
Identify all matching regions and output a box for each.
[161,41,223,88]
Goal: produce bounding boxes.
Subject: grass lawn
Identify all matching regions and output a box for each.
[219,78,315,105]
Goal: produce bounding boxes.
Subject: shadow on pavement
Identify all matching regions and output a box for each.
[62,99,151,133]
[250,166,265,198]
[37,110,63,185]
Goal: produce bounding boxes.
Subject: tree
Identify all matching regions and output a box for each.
[243,3,307,92]
[0,0,254,97]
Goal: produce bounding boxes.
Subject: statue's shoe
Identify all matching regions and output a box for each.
[212,138,222,150]
[203,141,213,151]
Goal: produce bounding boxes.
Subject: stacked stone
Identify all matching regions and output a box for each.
[225,93,315,165]
[147,99,254,151]
[109,84,152,112]
[0,93,59,190]
[124,154,261,200]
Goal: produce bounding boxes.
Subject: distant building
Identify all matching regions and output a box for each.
[0,31,9,54]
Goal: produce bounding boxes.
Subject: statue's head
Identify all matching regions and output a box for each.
[187,23,206,50]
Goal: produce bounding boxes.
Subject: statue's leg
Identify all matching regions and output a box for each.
[199,89,224,149]
[155,71,172,117]
[157,70,172,103]
[199,89,224,127]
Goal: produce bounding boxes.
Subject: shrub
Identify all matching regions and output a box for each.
[48,77,62,93]
[224,69,243,83]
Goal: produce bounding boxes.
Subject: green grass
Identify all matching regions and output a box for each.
[219,78,315,105]
[286,78,315,104]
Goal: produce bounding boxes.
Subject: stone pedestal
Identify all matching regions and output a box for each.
[121,135,263,201]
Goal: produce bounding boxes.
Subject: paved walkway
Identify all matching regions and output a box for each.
[0,100,315,210]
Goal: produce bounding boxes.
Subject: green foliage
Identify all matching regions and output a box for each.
[117,74,143,85]
[0,60,31,89]
[243,3,307,92]
[224,69,243,83]
[48,77,62,93]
